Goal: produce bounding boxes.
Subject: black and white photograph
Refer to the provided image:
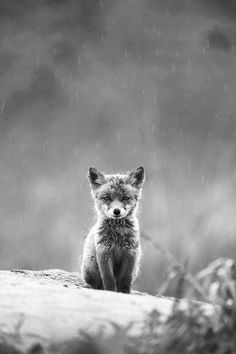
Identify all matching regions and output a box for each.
[0,1,236,353]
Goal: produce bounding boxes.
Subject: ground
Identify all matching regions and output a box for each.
[0,269,217,354]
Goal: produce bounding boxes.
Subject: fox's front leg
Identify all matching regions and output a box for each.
[116,255,136,294]
[97,251,116,291]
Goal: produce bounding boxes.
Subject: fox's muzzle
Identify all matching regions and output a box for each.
[104,199,129,219]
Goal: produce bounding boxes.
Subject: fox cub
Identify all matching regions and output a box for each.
[81,167,145,293]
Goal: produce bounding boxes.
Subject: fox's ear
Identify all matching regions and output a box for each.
[127,167,145,188]
[88,167,106,189]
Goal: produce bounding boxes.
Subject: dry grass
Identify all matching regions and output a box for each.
[47,300,236,354]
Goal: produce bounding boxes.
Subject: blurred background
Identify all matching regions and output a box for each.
[0,0,236,294]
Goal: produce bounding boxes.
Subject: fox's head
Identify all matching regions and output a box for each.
[88,167,145,219]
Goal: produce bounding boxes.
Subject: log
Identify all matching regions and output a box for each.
[0,269,216,353]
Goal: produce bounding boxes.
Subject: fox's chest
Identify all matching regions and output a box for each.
[96,225,139,253]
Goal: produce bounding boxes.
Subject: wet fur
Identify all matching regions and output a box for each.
[81,167,144,293]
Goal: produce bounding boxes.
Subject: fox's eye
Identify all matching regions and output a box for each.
[123,196,130,201]
[103,196,111,201]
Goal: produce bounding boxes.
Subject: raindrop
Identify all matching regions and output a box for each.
[0,99,4,115]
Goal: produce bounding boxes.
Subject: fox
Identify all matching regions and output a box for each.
[81,166,145,293]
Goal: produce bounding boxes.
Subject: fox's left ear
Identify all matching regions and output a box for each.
[128,167,145,188]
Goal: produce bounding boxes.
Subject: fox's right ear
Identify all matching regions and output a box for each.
[88,167,106,189]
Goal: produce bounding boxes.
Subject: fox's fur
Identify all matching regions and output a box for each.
[81,167,145,293]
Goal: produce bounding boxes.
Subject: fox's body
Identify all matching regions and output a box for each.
[81,167,145,293]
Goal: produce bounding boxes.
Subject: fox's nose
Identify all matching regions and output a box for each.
[113,208,121,216]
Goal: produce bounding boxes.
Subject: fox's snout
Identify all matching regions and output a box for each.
[106,200,127,219]
[99,199,130,219]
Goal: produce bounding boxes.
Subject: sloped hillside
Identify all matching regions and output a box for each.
[0,269,226,354]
